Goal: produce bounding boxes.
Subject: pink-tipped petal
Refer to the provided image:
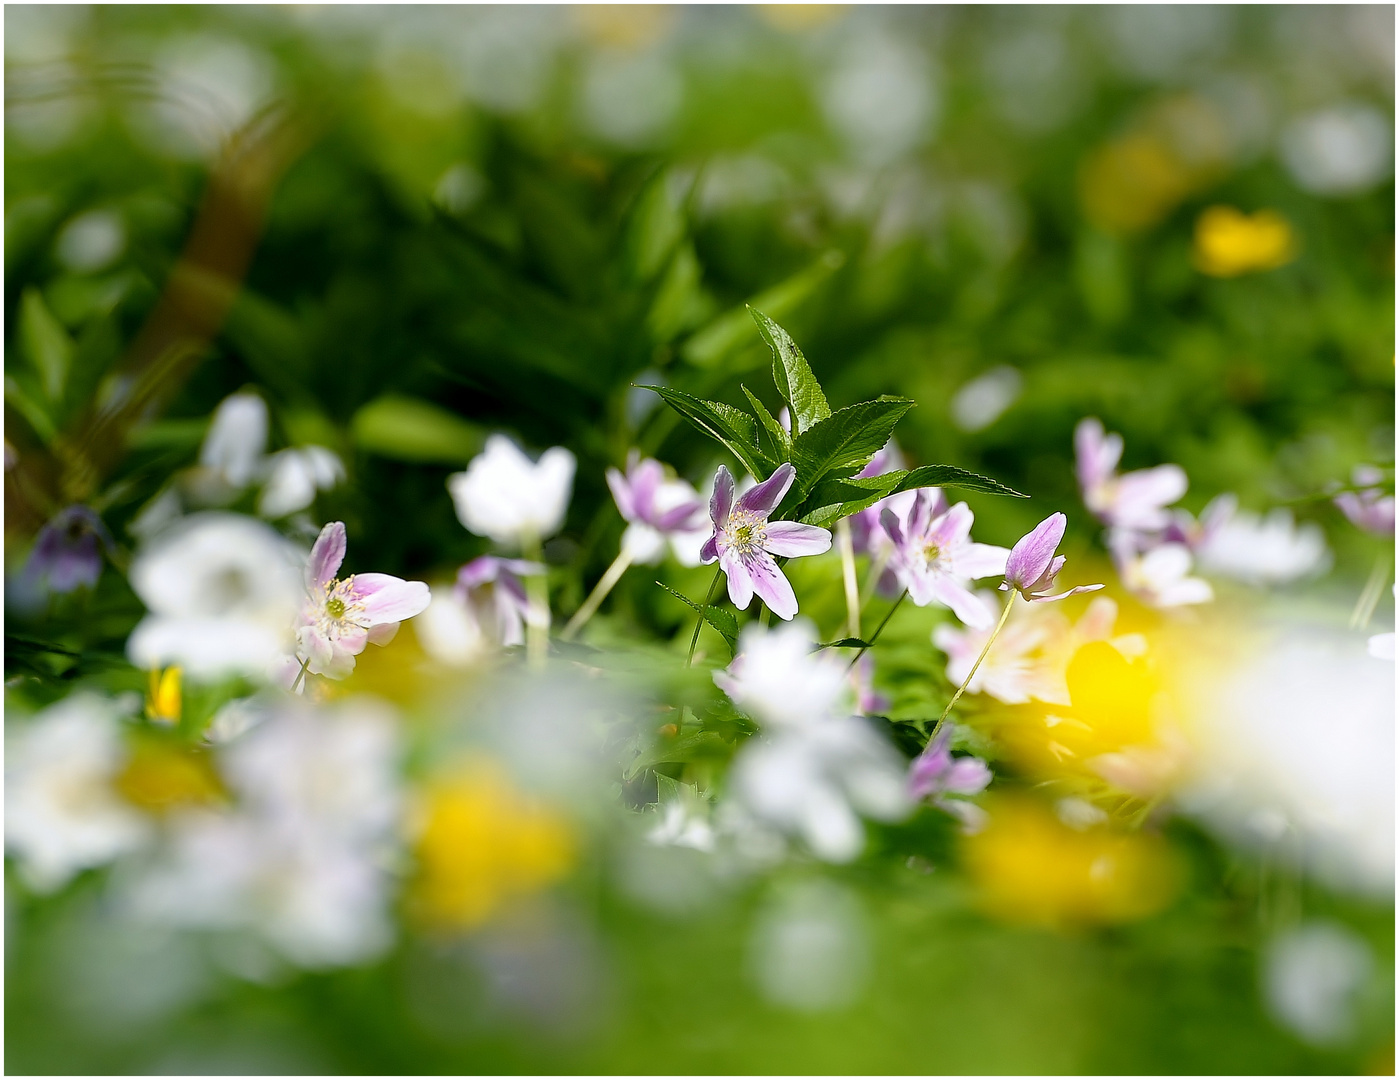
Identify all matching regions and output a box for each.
[1029,583,1105,603]
[929,502,975,548]
[944,757,993,795]
[699,533,719,564]
[605,467,634,521]
[629,458,663,520]
[879,507,905,550]
[351,574,431,624]
[710,465,735,527]
[744,553,799,620]
[1006,513,1066,589]
[1115,465,1188,520]
[764,520,833,558]
[720,548,753,610]
[655,499,705,533]
[306,521,347,589]
[738,462,797,517]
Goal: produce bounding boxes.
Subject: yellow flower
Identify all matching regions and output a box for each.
[1193,205,1298,277]
[146,666,182,726]
[410,760,575,931]
[963,797,1181,928]
[114,735,224,814]
[1080,134,1194,234]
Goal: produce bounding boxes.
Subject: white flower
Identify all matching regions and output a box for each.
[1178,620,1394,897]
[1113,539,1214,608]
[1264,922,1375,1045]
[647,797,716,853]
[713,620,849,730]
[447,435,575,547]
[729,716,912,863]
[127,513,304,679]
[5,694,149,892]
[1368,631,1394,661]
[414,584,488,667]
[1192,495,1330,586]
[199,392,268,488]
[130,698,402,970]
[258,445,346,518]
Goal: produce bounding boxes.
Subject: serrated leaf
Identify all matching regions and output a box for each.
[748,307,830,434]
[894,464,1025,499]
[655,580,739,655]
[789,397,913,499]
[798,464,1025,526]
[741,384,791,462]
[640,385,774,477]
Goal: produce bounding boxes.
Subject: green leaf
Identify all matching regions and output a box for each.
[625,730,730,780]
[18,288,74,405]
[741,384,791,462]
[815,637,873,650]
[639,385,774,477]
[748,307,830,434]
[789,397,913,498]
[895,464,1026,499]
[655,580,739,656]
[799,465,1025,526]
[350,395,484,465]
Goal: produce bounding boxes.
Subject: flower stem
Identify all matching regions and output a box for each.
[846,588,907,671]
[686,567,723,668]
[836,518,860,640]
[930,590,1016,738]
[858,548,893,615]
[522,532,550,668]
[561,547,633,641]
[290,656,310,695]
[1349,552,1391,630]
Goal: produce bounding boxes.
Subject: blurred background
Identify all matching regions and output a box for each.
[4,4,1394,1074]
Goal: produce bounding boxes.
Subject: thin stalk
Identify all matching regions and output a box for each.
[1349,552,1391,630]
[930,590,1017,738]
[561,547,633,641]
[686,567,723,667]
[836,518,860,640]
[522,532,550,668]
[858,548,893,615]
[847,588,908,672]
[290,656,310,695]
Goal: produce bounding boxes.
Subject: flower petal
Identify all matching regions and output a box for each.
[744,552,799,620]
[719,548,754,610]
[929,502,975,548]
[366,621,399,646]
[1005,513,1065,589]
[306,521,346,589]
[605,467,634,521]
[710,465,735,528]
[931,578,997,629]
[1029,583,1105,603]
[955,542,1011,580]
[737,462,796,517]
[944,757,992,795]
[764,520,832,558]
[350,574,431,624]
[699,533,719,564]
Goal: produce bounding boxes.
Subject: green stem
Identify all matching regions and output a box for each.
[290,656,310,695]
[846,588,907,672]
[522,532,550,668]
[836,517,860,640]
[930,589,1017,738]
[686,567,723,667]
[1349,552,1391,630]
[561,547,633,641]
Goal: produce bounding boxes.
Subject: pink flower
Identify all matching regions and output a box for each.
[879,491,1009,629]
[605,451,707,565]
[1335,466,1395,537]
[847,439,908,557]
[1110,533,1213,608]
[1001,512,1103,603]
[699,464,832,621]
[908,725,991,830]
[1075,418,1187,532]
[455,555,542,647]
[295,522,430,678]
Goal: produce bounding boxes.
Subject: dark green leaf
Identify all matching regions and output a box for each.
[655,580,740,655]
[789,397,913,498]
[741,384,791,463]
[18,288,74,405]
[895,464,1026,498]
[748,306,830,434]
[798,464,1025,526]
[815,637,873,650]
[639,385,774,477]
